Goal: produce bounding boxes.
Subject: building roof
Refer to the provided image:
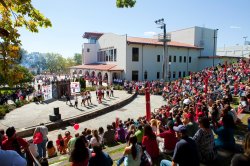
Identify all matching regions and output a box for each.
[127,37,201,49]
[70,63,123,71]
[82,32,103,39]
[198,56,240,59]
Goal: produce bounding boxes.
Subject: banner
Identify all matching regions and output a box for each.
[70,82,80,94]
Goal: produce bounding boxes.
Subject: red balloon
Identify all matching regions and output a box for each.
[74,123,79,130]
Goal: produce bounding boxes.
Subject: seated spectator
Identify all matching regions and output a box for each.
[125,124,136,143]
[68,133,79,155]
[231,132,250,166]
[134,125,144,144]
[89,145,113,166]
[103,125,116,146]
[86,129,92,141]
[0,129,7,144]
[214,114,236,151]
[193,117,217,163]
[117,123,126,143]
[0,149,27,166]
[183,113,199,137]
[70,136,90,166]
[56,134,66,154]
[117,135,142,166]
[46,140,57,158]
[64,131,72,150]
[1,127,29,157]
[160,125,199,166]
[142,125,159,164]
[90,130,102,148]
[157,120,177,154]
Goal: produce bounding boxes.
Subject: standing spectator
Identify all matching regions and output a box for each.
[33,123,48,158]
[89,145,113,166]
[160,125,199,166]
[183,113,199,137]
[74,94,78,108]
[142,125,159,164]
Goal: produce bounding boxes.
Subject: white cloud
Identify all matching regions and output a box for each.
[144,31,157,36]
[230,26,241,29]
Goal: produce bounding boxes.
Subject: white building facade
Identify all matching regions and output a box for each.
[70,27,239,84]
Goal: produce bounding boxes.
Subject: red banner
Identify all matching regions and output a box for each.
[145,87,151,121]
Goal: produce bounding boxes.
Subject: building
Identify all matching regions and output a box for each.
[70,26,239,84]
[217,45,250,58]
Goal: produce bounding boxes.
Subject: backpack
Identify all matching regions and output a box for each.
[33,132,43,144]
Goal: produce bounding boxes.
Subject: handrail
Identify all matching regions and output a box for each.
[28,146,41,166]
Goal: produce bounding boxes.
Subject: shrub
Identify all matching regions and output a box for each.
[113,85,124,90]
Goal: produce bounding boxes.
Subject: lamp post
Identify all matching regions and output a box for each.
[155,18,171,81]
[213,29,219,67]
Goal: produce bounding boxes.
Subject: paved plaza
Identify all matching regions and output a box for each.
[0,90,164,141]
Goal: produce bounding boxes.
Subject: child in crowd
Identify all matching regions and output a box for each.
[56,134,67,154]
[46,140,57,158]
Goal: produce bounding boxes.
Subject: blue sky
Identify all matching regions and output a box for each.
[18,0,250,57]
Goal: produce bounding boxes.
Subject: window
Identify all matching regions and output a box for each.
[157,55,160,62]
[105,50,108,61]
[189,57,192,63]
[184,56,186,63]
[169,55,172,62]
[144,71,148,80]
[179,71,181,78]
[132,71,139,81]
[110,50,113,61]
[179,56,182,63]
[183,71,186,77]
[173,71,176,78]
[168,71,171,79]
[87,48,90,52]
[173,56,176,62]
[114,49,117,61]
[132,47,139,61]
[157,72,160,79]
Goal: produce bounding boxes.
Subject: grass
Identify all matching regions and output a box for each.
[49,157,68,165]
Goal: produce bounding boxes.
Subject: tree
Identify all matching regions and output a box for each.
[0,0,51,85]
[45,53,66,74]
[73,53,82,65]
[116,0,136,8]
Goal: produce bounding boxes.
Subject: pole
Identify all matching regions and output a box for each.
[213,29,215,67]
[145,87,151,121]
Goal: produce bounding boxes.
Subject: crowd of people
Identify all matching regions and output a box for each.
[0,59,250,166]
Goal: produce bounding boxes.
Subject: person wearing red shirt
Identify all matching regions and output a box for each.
[157,121,178,153]
[142,125,159,164]
[1,127,29,157]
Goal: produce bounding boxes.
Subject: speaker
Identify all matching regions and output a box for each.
[49,114,61,122]
[54,107,59,115]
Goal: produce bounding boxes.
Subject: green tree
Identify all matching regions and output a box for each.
[73,53,82,65]
[0,0,51,85]
[116,0,136,8]
[45,53,66,74]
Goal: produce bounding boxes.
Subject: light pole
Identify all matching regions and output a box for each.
[213,29,219,67]
[155,18,171,81]
[243,36,248,45]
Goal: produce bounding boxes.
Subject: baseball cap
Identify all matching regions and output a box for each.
[173,125,187,133]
